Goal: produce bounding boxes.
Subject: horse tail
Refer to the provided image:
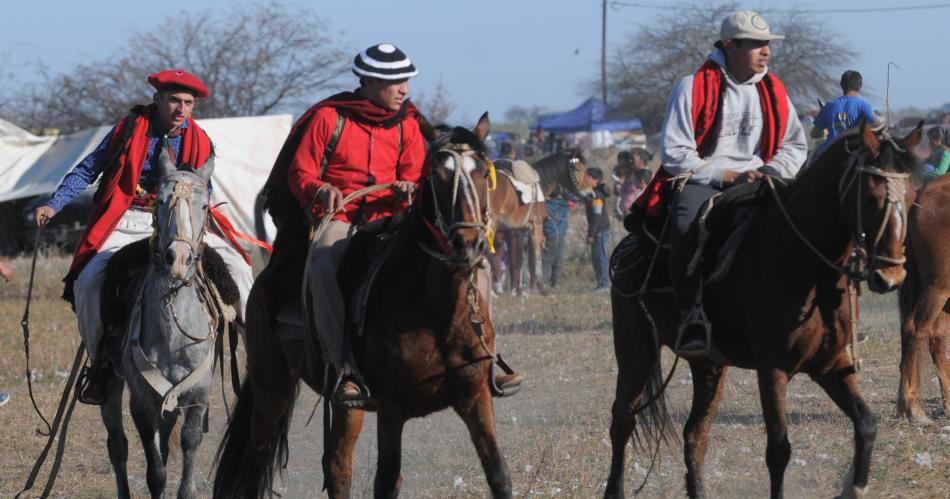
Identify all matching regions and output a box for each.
[213,378,299,499]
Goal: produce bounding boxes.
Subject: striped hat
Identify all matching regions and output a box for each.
[352,43,418,80]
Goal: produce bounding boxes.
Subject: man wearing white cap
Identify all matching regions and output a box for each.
[660,11,807,358]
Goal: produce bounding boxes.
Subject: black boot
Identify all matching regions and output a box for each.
[78,363,114,405]
[674,305,712,360]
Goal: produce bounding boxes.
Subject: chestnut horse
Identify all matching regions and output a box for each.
[490,149,597,293]
[606,123,922,498]
[214,114,512,498]
[897,171,950,423]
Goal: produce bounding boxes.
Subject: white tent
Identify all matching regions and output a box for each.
[0,114,293,243]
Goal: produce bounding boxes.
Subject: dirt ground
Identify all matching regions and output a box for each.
[3,223,950,498]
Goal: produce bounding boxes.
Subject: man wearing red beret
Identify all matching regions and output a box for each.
[35,69,254,404]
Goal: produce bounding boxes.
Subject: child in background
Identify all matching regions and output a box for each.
[585,168,612,291]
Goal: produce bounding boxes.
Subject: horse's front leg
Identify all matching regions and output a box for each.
[684,362,729,499]
[811,359,876,499]
[99,377,130,499]
[757,368,791,499]
[130,398,167,498]
[374,406,406,498]
[177,401,207,499]
[454,385,512,499]
[323,403,365,499]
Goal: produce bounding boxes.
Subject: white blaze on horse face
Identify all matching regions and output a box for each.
[166,188,195,280]
[442,155,477,174]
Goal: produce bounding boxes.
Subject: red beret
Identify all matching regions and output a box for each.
[147,69,210,98]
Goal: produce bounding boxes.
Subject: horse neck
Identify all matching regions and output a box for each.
[765,148,854,273]
[404,203,476,308]
[532,154,566,195]
[138,263,211,361]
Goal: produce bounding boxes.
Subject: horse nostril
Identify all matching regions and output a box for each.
[164,248,176,266]
[186,253,193,265]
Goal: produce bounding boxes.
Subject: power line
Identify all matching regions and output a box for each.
[608,1,950,14]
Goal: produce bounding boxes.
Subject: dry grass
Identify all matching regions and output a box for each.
[2,216,950,498]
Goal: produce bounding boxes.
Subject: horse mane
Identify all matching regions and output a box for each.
[532,149,584,191]
[790,127,919,196]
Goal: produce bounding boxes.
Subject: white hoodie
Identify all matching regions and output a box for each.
[659,50,807,187]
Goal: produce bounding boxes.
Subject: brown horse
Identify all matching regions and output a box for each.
[214,114,512,498]
[897,172,950,423]
[490,149,597,293]
[606,123,922,498]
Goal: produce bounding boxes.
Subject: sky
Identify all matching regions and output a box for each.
[0,0,947,125]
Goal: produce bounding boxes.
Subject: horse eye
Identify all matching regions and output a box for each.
[202,205,208,210]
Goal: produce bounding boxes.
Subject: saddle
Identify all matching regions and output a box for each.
[615,179,778,291]
[495,159,545,204]
[271,214,405,342]
[101,238,241,337]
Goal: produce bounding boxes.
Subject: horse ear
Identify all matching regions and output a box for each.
[900,120,925,151]
[158,138,177,178]
[417,113,438,144]
[196,154,215,184]
[860,119,880,158]
[474,112,490,141]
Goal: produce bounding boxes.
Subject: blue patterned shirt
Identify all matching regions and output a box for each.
[47,118,212,212]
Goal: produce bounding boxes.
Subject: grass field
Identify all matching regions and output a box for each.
[2,217,950,498]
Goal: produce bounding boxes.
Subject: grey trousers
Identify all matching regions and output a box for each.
[307,220,358,370]
[669,183,720,315]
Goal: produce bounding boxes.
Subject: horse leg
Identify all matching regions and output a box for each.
[757,368,791,499]
[454,387,512,498]
[527,225,540,289]
[898,289,946,422]
[926,310,950,416]
[509,230,524,294]
[176,404,207,499]
[130,399,167,498]
[810,363,876,498]
[373,408,406,498]
[100,376,130,499]
[159,411,179,466]
[684,362,728,499]
[604,293,661,499]
[323,403,365,499]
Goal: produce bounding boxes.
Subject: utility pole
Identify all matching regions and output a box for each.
[601,0,608,105]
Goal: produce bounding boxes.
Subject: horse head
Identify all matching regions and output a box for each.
[561,148,599,197]
[421,112,494,272]
[836,121,922,292]
[153,139,214,283]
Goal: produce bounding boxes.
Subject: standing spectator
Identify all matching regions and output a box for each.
[617,148,654,216]
[542,189,574,289]
[811,70,877,156]
[611,151,635,199]
[923,126,950,181]
[585,169,611,291]
[0,258,11,407]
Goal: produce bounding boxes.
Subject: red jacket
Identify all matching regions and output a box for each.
[286,106,426,224]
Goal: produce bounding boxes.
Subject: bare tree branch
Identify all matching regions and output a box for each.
[3,1,349,134]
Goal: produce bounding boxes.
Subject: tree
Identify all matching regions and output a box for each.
[413,78,454,125]
[4,1,349,134]
[606,1,856,134]
[504,105,548,127]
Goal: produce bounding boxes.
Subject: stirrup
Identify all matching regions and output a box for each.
[490,354,523,397]
[331,367,371,409]
[674,307,713,361]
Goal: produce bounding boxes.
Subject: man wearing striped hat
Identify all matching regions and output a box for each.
[263,43,427,405]
[34,69,255,404]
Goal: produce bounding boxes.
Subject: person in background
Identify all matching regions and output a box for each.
[584,168,611,291]
[923,126,950,182]
[0,258,12,407]
[617,148,654,216]
[541,189,574,290]
[811,70,877,156]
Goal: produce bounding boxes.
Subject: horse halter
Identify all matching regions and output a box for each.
[565,154,585,193]
[153,174,208,284]
[420,142,492,272]
[837,132,912,278]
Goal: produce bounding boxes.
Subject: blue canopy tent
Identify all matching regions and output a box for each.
[535,98,641,133]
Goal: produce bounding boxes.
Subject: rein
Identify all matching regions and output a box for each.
[20,225,53,435]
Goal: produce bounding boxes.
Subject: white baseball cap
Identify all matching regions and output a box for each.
[720,10,785,42]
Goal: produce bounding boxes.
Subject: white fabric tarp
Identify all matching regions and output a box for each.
[0,114,294,243]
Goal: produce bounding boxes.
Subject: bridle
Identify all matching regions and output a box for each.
[767,130,911,281]
[563,154,585,194]
[152,173,208,287]
[419,142,493,273]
